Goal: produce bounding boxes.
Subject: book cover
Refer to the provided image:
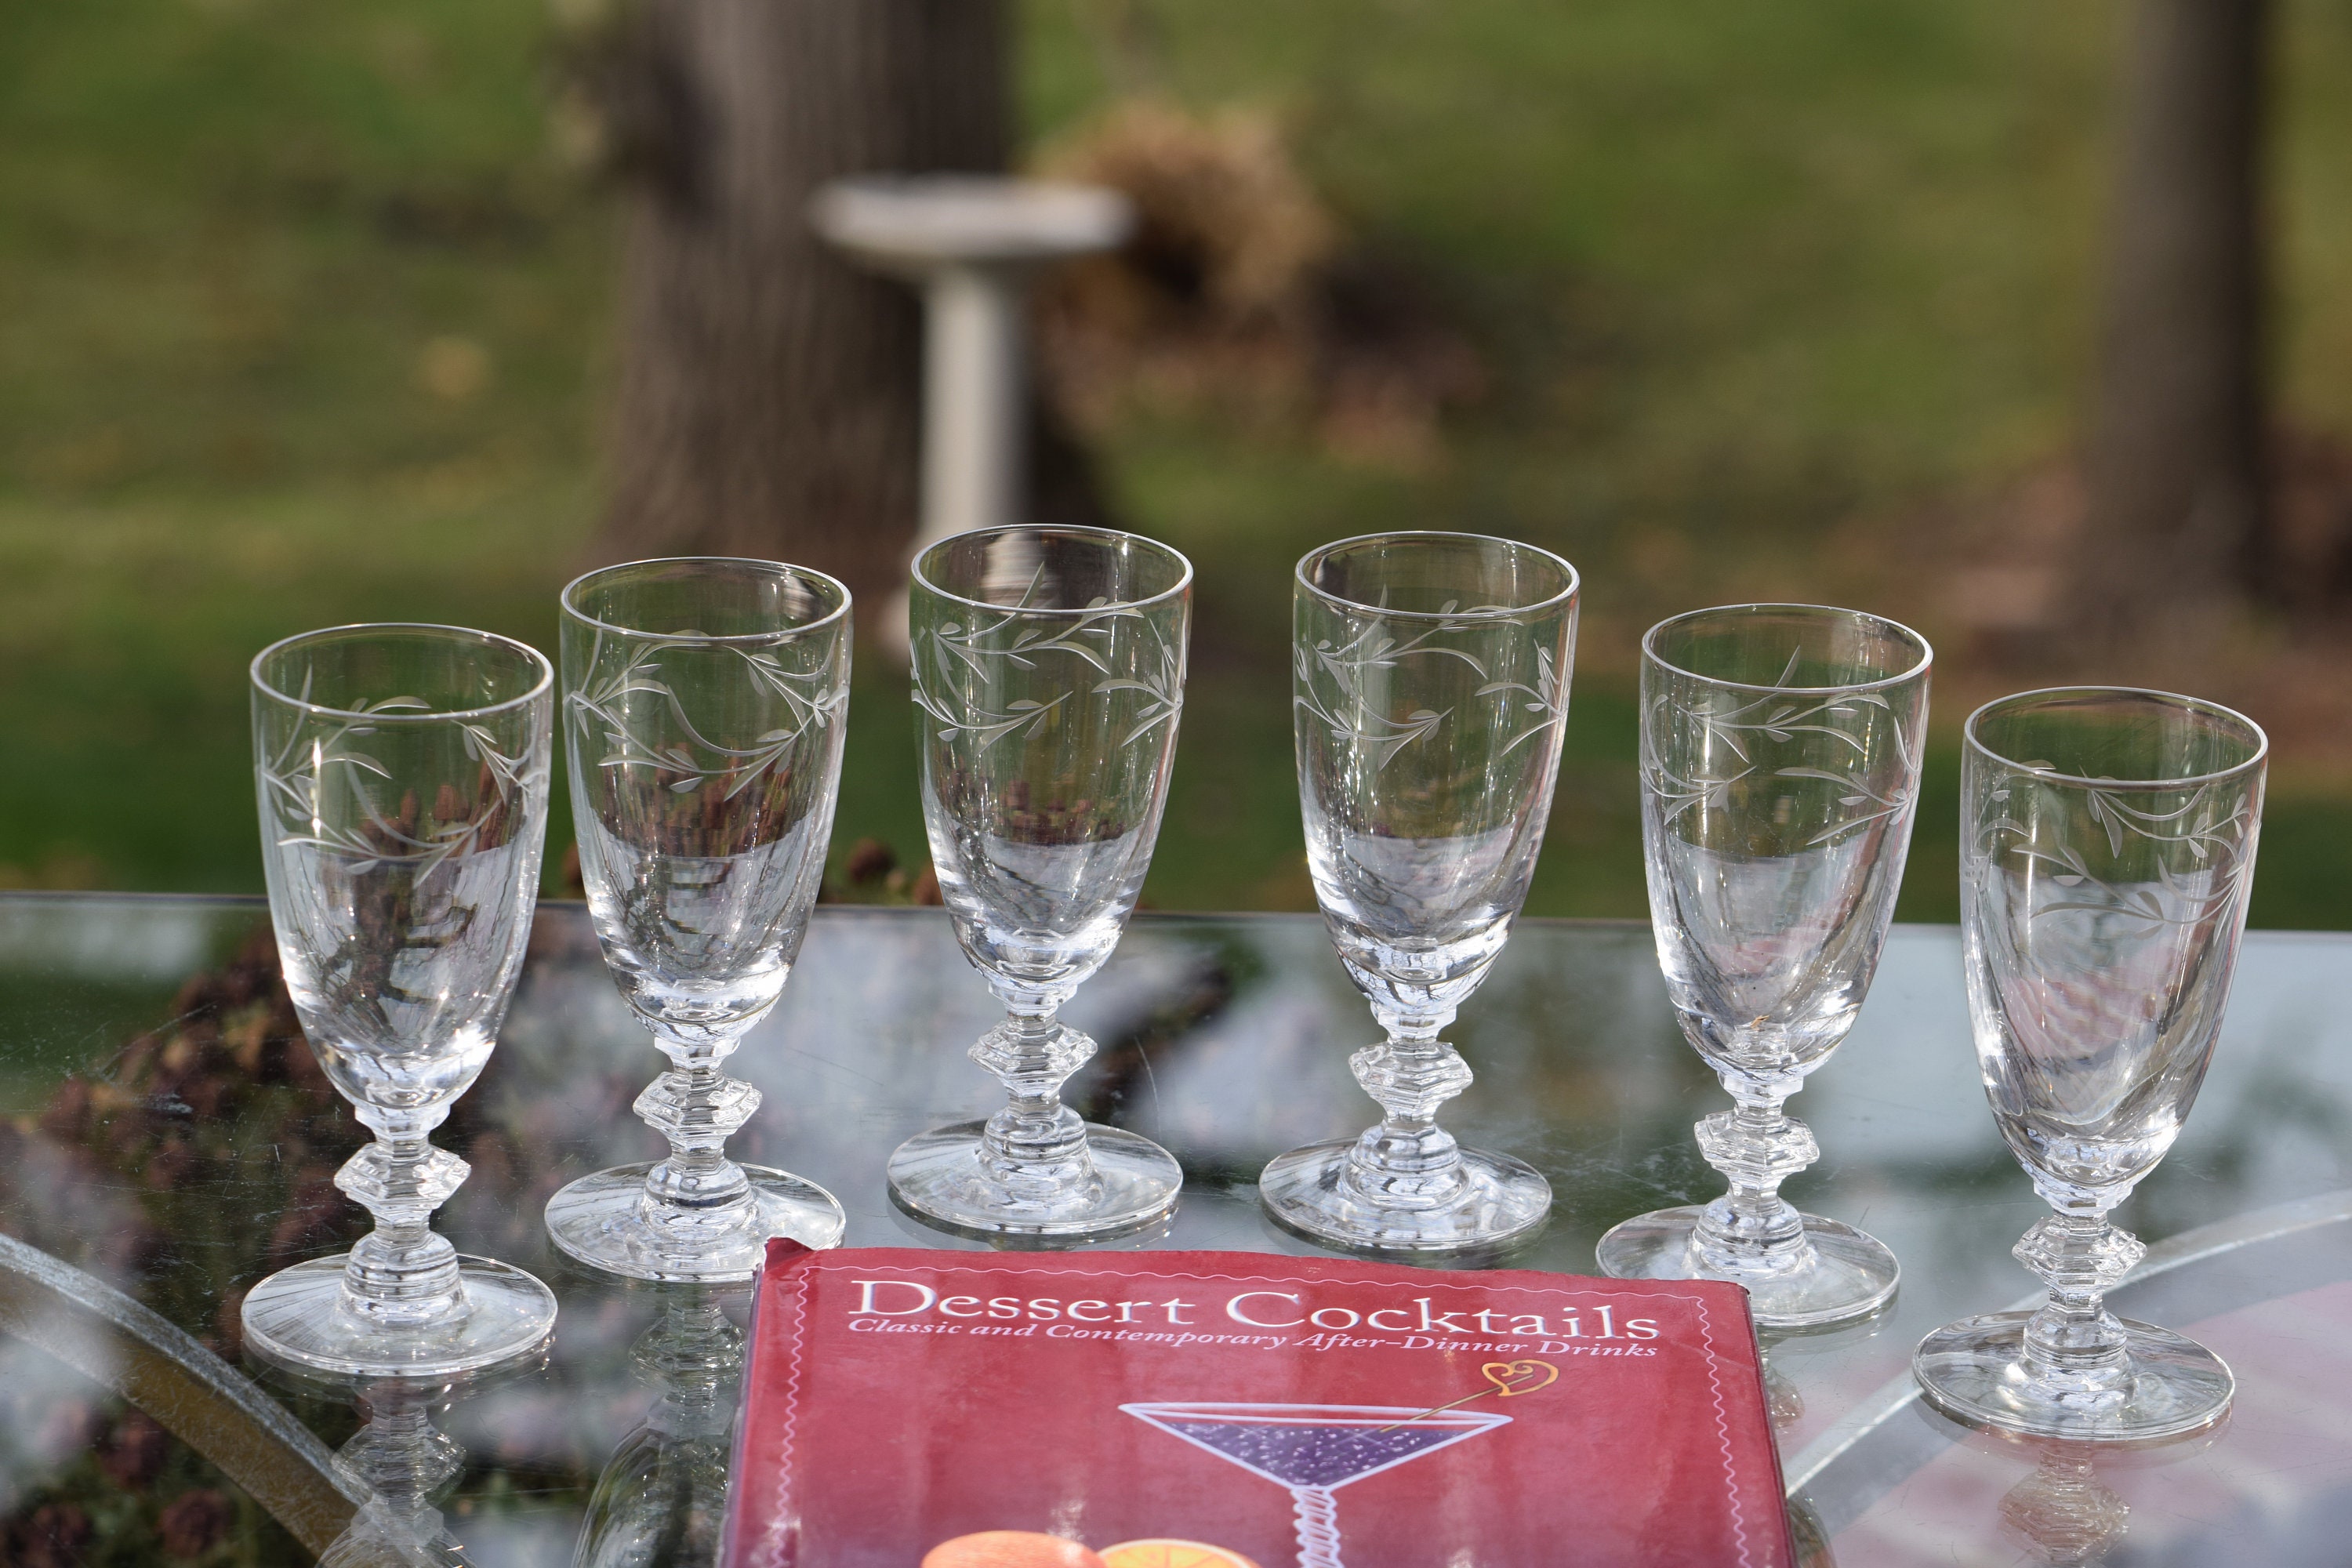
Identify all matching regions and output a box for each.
[724,1242,1794,1568]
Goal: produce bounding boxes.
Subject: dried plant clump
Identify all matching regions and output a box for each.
[0,923,543,1561]
[1036,99,1484,468]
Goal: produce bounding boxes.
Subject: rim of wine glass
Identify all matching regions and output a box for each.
[912,524,1194,617]
[250,622,554,724]
[1641,602,1932,694]
[1963,684,2270,790]
[1294,529,1580,621]
[559,555,853,644]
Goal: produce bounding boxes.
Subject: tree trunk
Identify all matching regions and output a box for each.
[2077,0,2269,637]
[593,0,1099,613]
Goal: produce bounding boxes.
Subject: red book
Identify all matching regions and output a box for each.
[724,1241,1795,1568]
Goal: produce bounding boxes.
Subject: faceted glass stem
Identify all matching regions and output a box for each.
[971,1010,1101,1199]
[546,1013,844,1279]
[338,1108,470,1329]
[887,971,1181,1240]
[2010,1209,2148,1408]
[1343,1009,1473,1210]
[1690,1081,1820,1275]
[1911,1192,2227,1441]
[342,1385,466,1505]
[636,1294,743,1421]
[1260,998,1549,1254]
[635,1029,763,1221]
[1599,1047,1895,1326]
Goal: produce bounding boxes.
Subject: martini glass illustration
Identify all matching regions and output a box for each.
[1121,1403,1509,1568]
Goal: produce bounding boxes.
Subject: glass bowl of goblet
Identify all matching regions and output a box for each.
[885,525,1192,1242]
[244,622,558,1378]
[543,558,851,1282]
[1912,687,2265,1441]
[1596,604,1930,1328]
[1260,530,1579,1256]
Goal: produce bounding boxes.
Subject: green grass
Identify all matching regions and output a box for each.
[0,0,2348,924]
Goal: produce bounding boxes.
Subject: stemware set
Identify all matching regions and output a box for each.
[238,526,2267,1443]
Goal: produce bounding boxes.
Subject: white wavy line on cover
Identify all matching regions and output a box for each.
[1691,1290,1756,1565]
[756,1270,811,1568]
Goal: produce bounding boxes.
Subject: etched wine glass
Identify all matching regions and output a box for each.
[1261,532,1578,1255]
[886,525,1191,1239]
[1597,604,1929,1327]
[245,623,558,1377]
[544,558,851,1280]
[1914,687,2266,1440]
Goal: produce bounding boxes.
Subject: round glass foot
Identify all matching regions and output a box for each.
[1912,1311,2234,1442]
[544,1162,846,1283]
[1595,1205,1899,1329]
[886,1120,1181,1241]
[1258,1138,1551,1256]
[241,1254,557,1380]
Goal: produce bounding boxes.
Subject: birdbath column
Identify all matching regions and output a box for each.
[809,176,1134,653]
[922,262,1028,547]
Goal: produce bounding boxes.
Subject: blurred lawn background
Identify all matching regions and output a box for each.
[2,0,2349,924]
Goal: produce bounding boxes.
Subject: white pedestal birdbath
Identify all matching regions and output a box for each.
[809,176,1134,652]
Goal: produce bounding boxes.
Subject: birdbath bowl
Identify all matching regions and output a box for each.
[810,176,1135,657]
[809,175,1133,277]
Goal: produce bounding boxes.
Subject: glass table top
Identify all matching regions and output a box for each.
[1,891,2349,1565]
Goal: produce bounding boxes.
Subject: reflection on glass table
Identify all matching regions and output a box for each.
[308,1377,476,1567]
[1,893,2351,1563]
[572,1289,742,1568]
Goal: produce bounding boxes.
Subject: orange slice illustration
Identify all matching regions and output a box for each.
[922,1532,1109,1568]
[1100,1542,1261,1568]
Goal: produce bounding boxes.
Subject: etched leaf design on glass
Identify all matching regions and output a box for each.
[1091,616,1185,749]
[915,594,1171,753]
[1984,775,2256,935]
[1474,643,1572,757]
[1645,671,1913,848]
[570,633,841,800]
[1294,612,1510,771]
[260,684,535,879]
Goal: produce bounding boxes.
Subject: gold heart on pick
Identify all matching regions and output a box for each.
[1375,1358,1561,1431]
[1480,1359,1560,1398]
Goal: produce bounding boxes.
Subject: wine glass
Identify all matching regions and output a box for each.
[244,623,557,1378]
[886,524,1191,1240]
[1597,604,1929,1327]
[544,558,851,1281]
[1261,531,1578,1255]
[1913,687,2266,1440]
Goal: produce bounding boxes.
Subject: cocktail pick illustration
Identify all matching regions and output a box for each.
[1121,1402,1511,1568]
[1372,1357,1557,1431]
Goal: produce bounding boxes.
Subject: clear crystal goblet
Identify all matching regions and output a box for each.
[1913,687,2266,1440]
[1261,531,1579,1255]
[544,558,851,1281]
[886,525,1192,1240]
[1596,604,1929,1327]
[244,623,558,1378]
